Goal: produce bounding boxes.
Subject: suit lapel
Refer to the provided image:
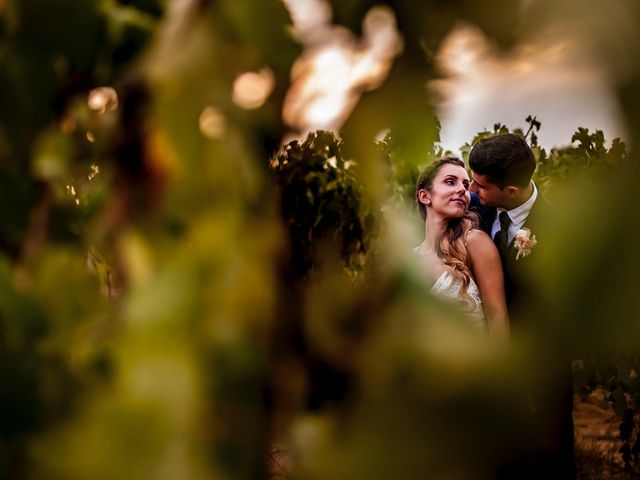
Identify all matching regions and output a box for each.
[505,192,545,261]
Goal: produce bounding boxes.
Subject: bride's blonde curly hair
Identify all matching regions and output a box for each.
[416,157,479,301]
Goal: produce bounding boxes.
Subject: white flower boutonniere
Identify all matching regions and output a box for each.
[514,228,537,260]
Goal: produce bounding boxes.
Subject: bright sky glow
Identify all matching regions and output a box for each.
[232,68,276,110]
[199,106,226,139]
[282,1,626,151]
[88,87,118,115]
[433,24,627,153]
[282,0,403,136]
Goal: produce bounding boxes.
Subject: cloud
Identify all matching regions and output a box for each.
[432,23,627,152]
[282,0,403,136]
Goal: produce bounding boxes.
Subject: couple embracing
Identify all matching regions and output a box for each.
[415,133,575,478]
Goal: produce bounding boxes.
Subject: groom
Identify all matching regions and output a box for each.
[468,133,539,311]
[468,133,575,479]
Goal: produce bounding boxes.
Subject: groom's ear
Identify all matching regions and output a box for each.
[504,185,519,197]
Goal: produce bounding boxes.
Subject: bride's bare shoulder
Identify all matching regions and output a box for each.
[466,228,491,243]
[465,229,498,256]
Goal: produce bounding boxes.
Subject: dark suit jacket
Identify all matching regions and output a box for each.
[469,191,547,317]
[470,191,575,478]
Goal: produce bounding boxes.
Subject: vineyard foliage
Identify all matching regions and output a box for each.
[2,0,640,478]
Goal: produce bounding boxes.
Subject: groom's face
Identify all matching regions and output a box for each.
[470,172,507,208]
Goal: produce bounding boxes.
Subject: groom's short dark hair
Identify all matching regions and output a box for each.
[469,133,536,189]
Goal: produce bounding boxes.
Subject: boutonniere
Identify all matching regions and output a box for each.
[514,228,537,260]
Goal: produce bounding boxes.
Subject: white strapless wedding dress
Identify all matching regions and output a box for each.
[430,271,486,329]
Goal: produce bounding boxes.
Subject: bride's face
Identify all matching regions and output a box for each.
[419,164,470,219]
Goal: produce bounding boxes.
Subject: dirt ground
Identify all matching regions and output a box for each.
[269,390,630,479]
[573,390,629,479]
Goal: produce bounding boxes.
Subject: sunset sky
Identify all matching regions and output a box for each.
[281,0,627,154]
[434,23,626,152]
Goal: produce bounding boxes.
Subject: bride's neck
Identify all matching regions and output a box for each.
[424,215,448,249]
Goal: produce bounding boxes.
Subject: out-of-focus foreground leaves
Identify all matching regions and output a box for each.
[1,0,640,479]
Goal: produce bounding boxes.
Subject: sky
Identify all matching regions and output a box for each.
[280,0,627,154]
[281,0,403,137]
[433,23,627,153]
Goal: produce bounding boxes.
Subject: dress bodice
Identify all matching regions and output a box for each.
[430,271,486,329]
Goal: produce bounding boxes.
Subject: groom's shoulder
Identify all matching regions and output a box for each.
[527,191,553,224]
[523,191,554,247]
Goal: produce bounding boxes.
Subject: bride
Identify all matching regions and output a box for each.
[415,157,509,338]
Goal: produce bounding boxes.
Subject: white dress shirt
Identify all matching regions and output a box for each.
[491,182,538,244]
